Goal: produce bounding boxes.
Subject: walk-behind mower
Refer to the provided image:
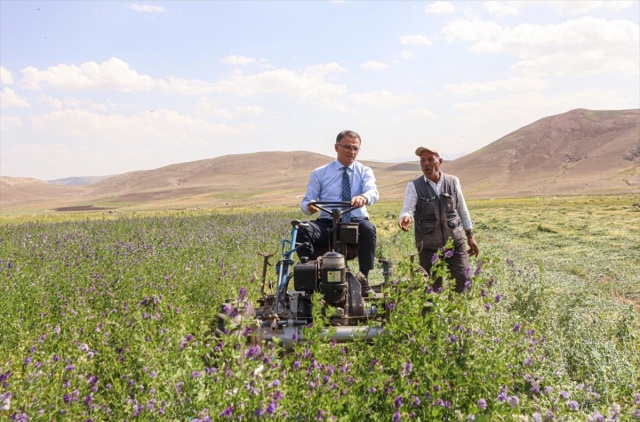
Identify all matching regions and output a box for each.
[216,202,392,350]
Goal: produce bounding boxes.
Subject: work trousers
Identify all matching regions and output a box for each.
[418,240,470,293]
[296,217,377,273]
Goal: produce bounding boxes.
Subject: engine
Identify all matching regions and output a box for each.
[291,251,366,324]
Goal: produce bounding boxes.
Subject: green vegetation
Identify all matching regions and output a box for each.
[1,195,639,420]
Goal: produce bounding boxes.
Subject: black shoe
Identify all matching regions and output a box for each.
[356,272,376,297]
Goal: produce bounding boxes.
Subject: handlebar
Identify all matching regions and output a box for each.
[310,201,359,218]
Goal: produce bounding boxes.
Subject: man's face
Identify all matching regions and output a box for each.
[335,135,361,166]
[420,151,442,182]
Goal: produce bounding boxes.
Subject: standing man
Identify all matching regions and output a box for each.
[398,146,479,293]
[297,130,379,296]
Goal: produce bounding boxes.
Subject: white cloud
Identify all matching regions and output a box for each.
[549,1,635,15]
[212,68,348,99]
[442,17,639,77]
[0,88,30,109]
[39,95,64,109]
[481,1,635,18]
[303,62,347,76]
[362,61,389,70]
[483,1,522,18]
[0,115,22,131]
[399,35,432,46]
[446,76,548,94]
[234,104,265,115]
[195,98,233,118]
[400,50,413,59]
[21,58,159,91]
[0,66,14,85]
[31,108,240,143]
[425,1,455,15]
[15,58,353,108]
[222,55,262,66]
[405,108,437,119]
[130,3,166,14]
[348,90,420,108]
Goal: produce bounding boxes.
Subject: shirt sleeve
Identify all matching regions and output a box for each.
[398,181,417,221]
[454,177,473,230]
[301,169,321,215]
[360,166,379,205]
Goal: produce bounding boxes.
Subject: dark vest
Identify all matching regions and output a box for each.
[412,173,465,250]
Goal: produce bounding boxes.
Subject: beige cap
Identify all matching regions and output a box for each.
[415,146,441,157]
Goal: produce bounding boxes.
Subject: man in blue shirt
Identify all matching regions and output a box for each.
[298,130,380,296]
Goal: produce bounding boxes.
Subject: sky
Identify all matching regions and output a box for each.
[1,1,639,181]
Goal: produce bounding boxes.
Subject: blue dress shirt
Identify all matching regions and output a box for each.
[301,160,379,219]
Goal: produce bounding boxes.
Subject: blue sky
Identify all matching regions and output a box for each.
[1,0,638,180]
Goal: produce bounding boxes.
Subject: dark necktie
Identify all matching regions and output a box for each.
[341,167,351,222]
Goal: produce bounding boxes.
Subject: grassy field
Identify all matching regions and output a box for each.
[1,195,639,420]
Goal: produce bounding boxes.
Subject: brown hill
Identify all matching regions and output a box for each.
[444,108,640,197]
[1,109,638,214]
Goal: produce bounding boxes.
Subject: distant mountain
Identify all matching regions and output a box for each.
[1,109,638,214]
[443,108,640,197]
[48,175,115,186]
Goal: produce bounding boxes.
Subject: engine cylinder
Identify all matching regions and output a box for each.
[319,252,347,305]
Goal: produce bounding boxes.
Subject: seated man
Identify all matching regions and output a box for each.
[297,130,379,296]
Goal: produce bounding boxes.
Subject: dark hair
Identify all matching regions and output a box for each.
[336,130,361,144]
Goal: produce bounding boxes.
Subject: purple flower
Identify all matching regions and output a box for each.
[477,399,487,411]
[393,411,401,422]
[316,409,324,420]
[448,334,458,343]
[485,303,491,311]
[494,294,502,303]
[524,357,532,367]
[23,357,32,365]
[245,345,262,359]
[588,411,604,421]
[559,390,569,400]
[497,386,508,402]
[431,253,439,264]
[507,396,519,407]
[394,396,403,409]
[444,249,454,259]
[266,401,277,415]
[401,362,412,376]
[238,287,247,300]
[566,401,579,411]
[84,394,93,406]
[474,261,483,276]
[219,405,233,419]
[513,323,521,333]
[192,371,200,378]
[1,391,11,411]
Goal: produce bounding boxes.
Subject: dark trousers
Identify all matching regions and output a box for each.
[418,240,470,293]
[296,218,377,274]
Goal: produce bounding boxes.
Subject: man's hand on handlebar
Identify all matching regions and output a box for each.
[306,201,319,214]
[350,195,367,208]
